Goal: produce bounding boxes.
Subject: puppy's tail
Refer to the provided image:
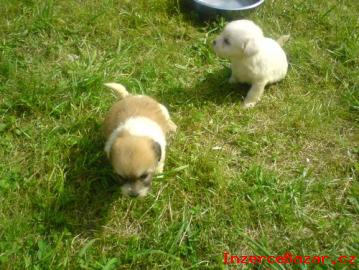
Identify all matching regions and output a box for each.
[277,34,290,46]
[104,82,130,98]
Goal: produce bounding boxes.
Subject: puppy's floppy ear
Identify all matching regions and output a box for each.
[151,140,162,161]
[243,37,261,56]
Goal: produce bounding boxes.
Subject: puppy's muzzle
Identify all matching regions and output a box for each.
[128,190,140,197]
[120,177,152,198]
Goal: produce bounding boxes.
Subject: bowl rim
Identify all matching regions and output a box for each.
[193,0,265,11]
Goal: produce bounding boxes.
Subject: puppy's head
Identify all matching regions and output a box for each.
[213,20,264,58]
[109,135,161,197]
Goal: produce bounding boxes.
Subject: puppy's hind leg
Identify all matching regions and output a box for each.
[167,120,177,133]
[242,81,266,109]
[156,148,166,174]
[159,104,177,132]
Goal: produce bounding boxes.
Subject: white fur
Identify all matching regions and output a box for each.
[213,20,288,108]
[105,116,166,173]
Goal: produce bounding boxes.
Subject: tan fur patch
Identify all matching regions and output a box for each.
[103,96,172,139]
[110,134,156,179]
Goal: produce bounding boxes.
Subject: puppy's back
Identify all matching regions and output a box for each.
[104,96,169,139]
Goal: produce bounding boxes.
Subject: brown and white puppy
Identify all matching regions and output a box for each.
[103,83,177,197]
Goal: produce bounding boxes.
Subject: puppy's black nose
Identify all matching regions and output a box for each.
[212,40,216,46]
[128,191,139,197]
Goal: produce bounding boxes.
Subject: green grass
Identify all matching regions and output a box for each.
[0,0,358,269]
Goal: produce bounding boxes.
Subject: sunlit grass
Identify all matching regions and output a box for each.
[0,0,358,269]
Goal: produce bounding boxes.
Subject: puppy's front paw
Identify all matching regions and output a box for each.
[228,75,237,84]
[241,101,257,109]
[156,162,164,174]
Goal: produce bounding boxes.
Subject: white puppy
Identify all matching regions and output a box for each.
[213,20,289,108]
[103,83,177,197]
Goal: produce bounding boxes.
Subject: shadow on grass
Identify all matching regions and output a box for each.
[160,67,250,108]
[44,121,123,236]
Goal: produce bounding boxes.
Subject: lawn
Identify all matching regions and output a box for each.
[0,0,358,269]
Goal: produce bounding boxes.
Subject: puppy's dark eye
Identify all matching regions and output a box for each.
[116,174,126,183]
[224,38,230,45]
[141,173,151,187]
[140,173,148,180]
